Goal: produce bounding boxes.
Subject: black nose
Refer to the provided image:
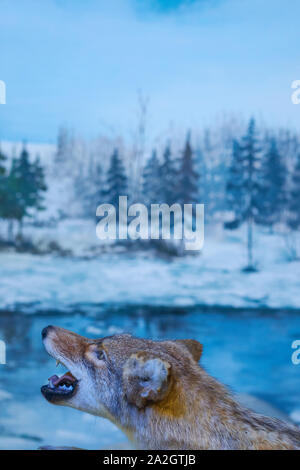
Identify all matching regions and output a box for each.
[42,325,53,340]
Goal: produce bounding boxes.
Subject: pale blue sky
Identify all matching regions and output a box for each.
[1,0,300,143]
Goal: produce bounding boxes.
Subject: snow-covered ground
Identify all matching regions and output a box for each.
[0,222,299,311]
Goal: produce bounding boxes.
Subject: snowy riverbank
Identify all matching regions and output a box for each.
[0,224,299,311]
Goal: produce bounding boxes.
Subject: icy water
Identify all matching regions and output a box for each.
[0,305,300,449]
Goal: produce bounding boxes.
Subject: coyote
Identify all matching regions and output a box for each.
[41,326,300,450]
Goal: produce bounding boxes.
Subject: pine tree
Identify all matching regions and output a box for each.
[160,144,177,205]
[225,139,245,228]
[225,118,263,270]
[32,155,47,211]
[13,147,34,233]
[174,132,199,246]
[0,147,5,176]
[259,138,286,228]
[142,149,161,206]
[4,147,47,236]
[17,147,36,219]
[288,153,300,230]
[178,132,199,205]
[105,149,128,207]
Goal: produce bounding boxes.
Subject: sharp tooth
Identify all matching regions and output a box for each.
[56,360,60,367]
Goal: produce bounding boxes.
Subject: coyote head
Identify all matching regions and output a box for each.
[41,325,203,441]
[41,325,300,450]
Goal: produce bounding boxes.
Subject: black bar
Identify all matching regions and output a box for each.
[0,449,297,466]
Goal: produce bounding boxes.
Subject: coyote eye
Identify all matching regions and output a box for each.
[95,349,105,361]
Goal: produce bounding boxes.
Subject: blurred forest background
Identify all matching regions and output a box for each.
[1,107,300,270]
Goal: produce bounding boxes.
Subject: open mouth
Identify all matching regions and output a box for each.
[41,363,78,402]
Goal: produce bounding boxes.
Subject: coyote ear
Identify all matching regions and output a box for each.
[175,339,203,362]
[123,353,171,409]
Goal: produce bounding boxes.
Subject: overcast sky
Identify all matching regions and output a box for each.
[1,0,300,143]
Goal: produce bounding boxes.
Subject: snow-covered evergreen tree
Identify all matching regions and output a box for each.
[31,155,47,212]
[14,147,35,229]
[225,118,263,270]
[142,149,161,206]
[288,153,300,231]
[259,138,286,228]
[177,132,199,205]
[104,148,128,208]
[0,147,5,176]
[160,143,177,206]
[226,139,245,228]
[2,147,47,236]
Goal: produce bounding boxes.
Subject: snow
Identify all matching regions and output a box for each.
[0,223,299,311]
[0,398,129,450]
